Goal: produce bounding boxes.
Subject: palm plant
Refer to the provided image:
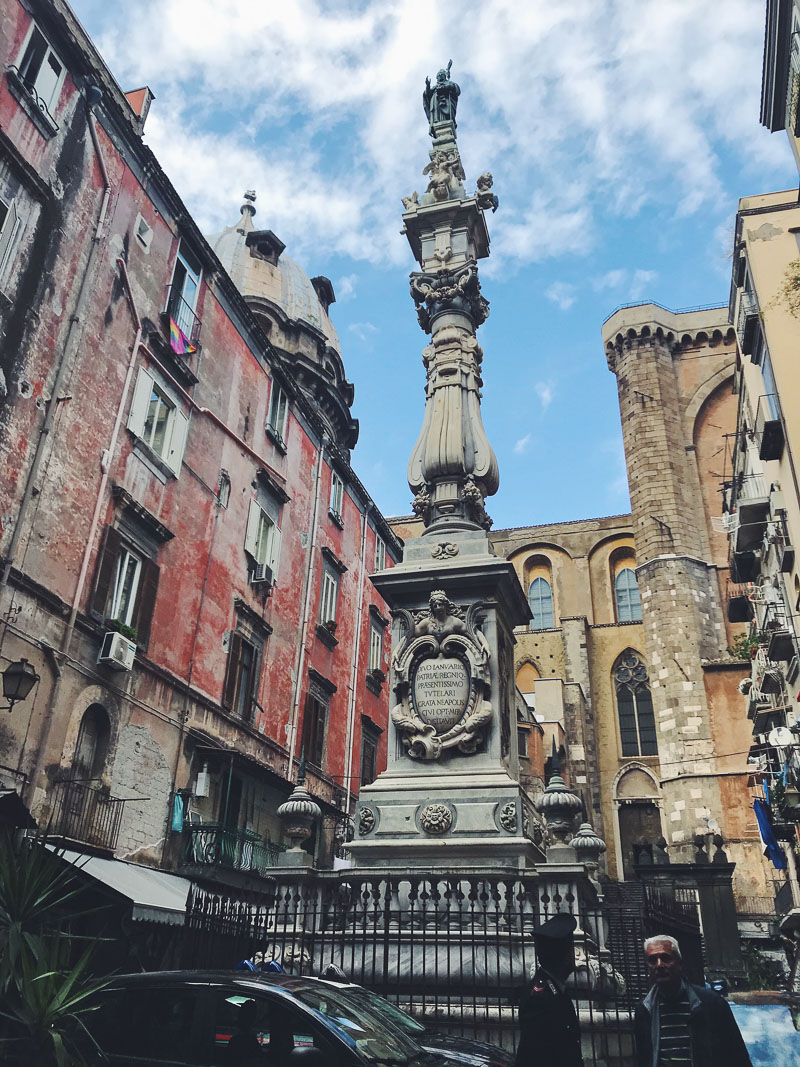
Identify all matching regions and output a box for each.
[0,833,111,1066]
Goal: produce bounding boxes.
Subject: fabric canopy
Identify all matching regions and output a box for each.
[47,846,193,924]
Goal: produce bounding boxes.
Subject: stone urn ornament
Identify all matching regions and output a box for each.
[277,755,321,854]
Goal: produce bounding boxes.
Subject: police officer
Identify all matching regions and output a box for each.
[514,913,583,1067]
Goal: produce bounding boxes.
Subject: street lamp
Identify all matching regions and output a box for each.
[2,658,39,712]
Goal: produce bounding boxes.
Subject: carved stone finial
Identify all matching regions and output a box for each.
[241,190,257,216]
[535,752,582,846]
[277,768,321,852]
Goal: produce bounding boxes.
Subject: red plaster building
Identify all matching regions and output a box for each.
[0,0,399,890]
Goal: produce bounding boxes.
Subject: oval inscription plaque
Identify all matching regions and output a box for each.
[412,656,470,733]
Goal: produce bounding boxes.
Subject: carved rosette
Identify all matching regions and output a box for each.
[391,591,493,761]
[358,807,376,836]
[498,801,518,833]
[419,803,453,835]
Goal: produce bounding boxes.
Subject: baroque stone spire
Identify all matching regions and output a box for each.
[402,64,499,531]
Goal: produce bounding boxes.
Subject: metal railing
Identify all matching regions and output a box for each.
[164,285,202,346]
[734,894,779,916]
[183,824,284,879]
[48,779,125,852]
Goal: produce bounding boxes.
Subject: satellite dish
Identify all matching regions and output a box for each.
[768,726,794,748]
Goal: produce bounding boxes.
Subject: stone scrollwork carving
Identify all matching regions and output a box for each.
[419,803,453,835]
[409,261,489,333]
[498,801,517,833]
[431,541,459,560]
[391,590,492,761]
[358,807,376,836]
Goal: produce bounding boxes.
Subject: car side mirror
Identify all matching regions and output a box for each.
[288,1048,327,1064]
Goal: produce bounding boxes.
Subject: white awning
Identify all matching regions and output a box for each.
[47,847,193,925]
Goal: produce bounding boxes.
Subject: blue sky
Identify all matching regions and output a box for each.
[70,0,797,529]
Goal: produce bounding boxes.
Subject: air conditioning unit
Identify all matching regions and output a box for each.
[97,631,136,671]
[250,562,273,585]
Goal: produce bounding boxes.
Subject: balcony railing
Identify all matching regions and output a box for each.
[183,824,284,879]
[48,780,125,852]
[736,290,760,357]
[164,285,202,347]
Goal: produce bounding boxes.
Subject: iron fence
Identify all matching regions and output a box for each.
[183,824,284,879]
[47,779,125,852]
[178,872,702,1065]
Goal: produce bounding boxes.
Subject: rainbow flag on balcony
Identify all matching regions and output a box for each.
[169,316,197,356]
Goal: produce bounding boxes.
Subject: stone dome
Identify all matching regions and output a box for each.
[207,192,358,451]
[207,192,341,354]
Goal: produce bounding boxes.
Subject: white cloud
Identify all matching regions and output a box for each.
[513,433,532,455]
[336,274,358,301]
[535,381,555,410]
[594,269,627,291]
[79,0,788,270]
[348,321,378,344]
[630,269,657,299]
[545,281,577,310]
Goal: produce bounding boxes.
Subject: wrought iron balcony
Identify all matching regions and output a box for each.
[183,823,284,879]
[48,780,125,852]
[163,285,202,349]
[735,290,760,359]
[756,393,785,462]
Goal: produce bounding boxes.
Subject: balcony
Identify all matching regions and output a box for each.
[736,291,760,360]
[730,549,759,584]
[162,284,202,351]
[768,628,795,663]
[183,823,285,880]
[733,474,770,551]
[726,581,753,623]
[756,394,785,462]
[47,780,125,853]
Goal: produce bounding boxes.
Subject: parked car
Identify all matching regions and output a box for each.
[315,975,514,1067]
[83,969,463,1065]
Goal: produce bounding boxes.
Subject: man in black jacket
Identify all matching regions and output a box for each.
[634,935,752,1067]
[514,912,583,1067]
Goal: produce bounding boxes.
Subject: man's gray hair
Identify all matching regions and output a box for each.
[644,934,681,959]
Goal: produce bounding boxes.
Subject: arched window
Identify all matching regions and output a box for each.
[614,651,657,757]
[528,577,554,630]
[615,568,642,622]
[72,704,110,779]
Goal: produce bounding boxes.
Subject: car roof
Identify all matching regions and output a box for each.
[106,971,334,994]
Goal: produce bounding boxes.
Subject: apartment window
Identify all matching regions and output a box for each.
[374,536,386,572]
[91,527,159,646]
[360,720,381,787]
[528,577,554,630]
[244,499,282,583]
[615,568,642,623]
[614,650,657,757]
[109,547,141,626]
[330,471,344,523]
[319,567,339,624]
[368,624,383,672]
[267,382,289,446]
[302,694,328,768]
[15,25,65,117]
[517,727,529,759]
[0,197,21,279]
[167,244,202,341]
[222,632,259,722]
[127,367,188,476]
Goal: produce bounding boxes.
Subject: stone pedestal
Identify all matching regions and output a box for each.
[348,528,544,868]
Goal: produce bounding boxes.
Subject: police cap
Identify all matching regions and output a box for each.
[533,913,577,943]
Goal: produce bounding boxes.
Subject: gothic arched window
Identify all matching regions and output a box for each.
[528,577,554,630]
[615,567,642,622]
[614,651,657,757]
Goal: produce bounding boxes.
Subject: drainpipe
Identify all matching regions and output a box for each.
[2,88,111,591]
[287,434,327,777]
[343,502,370,806]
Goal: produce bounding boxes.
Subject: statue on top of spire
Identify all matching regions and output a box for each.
[423,61,460,134]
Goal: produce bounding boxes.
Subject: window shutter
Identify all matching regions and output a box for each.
[133,557,160,649]
[128,367,153,439]
[91,526,122,619]
[165,409,188,476]
[0,199,19,275]
[269,523,282,578]
[244,499,261,557]
[222,632,243,710]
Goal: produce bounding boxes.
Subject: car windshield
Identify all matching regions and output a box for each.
[291,982,429,1065]
[343,986,426,1036]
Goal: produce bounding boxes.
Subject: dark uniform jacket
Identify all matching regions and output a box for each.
[634,981,752,1067]
[514,967,583,1067]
